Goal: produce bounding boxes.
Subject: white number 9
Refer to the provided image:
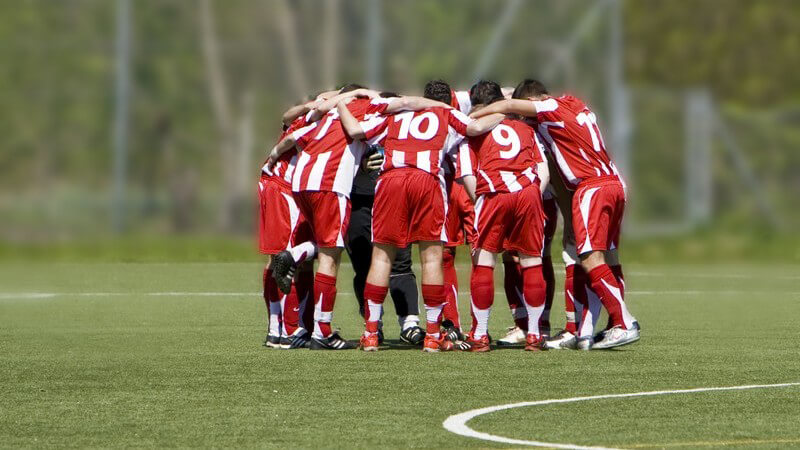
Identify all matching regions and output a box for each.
[492,124,521,159]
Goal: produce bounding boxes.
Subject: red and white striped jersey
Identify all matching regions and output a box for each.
[262,118,305,187]
[451,90,472,115]
[457,118,546,195]
[290,98,391,197]
[532,95,621,190]
[359,106,471,178]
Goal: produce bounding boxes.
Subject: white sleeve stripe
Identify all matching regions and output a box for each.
[458,143,473,177]
[532,98,558,113]
[451,109,472,127]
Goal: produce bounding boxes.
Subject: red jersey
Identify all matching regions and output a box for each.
[262,118,305,187]
[533,95,621,190]
[291,98,392,196]
[457,118,545,195]
[450,90,472,115]
[359,106,471,178]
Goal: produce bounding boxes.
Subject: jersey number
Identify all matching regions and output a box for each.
[575,111,605,152]
[492,124,521,159]
[395,111,439,140]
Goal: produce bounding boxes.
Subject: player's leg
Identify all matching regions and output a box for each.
[497,251,528,346]
[573,182,638,349]
[263,255,282,348]
[360,243,397,351]
[390,245,424,344]
[288,260,315,349]
[545,243,580,350]
[441,246,462,335]
[418,241,449,352]
[344,195,373,318]
[467,248,497,352]
[538,195,559,337]
[519,253,547,351]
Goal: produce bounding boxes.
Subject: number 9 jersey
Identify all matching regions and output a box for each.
[457,118,547,195]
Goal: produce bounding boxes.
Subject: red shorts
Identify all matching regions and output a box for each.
[373,169,447,248]
[543,195,558,245]
[572,176,626,255]
[445,183,476,248]
[257,177,312,255]
[294,191,351,248]
[474,183,545,256]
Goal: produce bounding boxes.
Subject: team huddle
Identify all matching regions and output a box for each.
[258,78,640,352]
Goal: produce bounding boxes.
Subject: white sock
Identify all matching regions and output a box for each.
[578,289,602,338]
[524,302,545,338]
[425,304,444,339]
[472,301,491,339]
[289,241,317,264]
[268,301,281,336]
[398,315,420,330]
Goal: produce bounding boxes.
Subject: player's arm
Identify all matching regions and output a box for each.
[336,101,367,141]
[309,89,379,122]
[461,175,477,203]
[469,99,537,119]
[315,90,340,101]
[265,134,297,172]
[466,113,505,136]
[536,158,550,194]
[383,96,449,114]
[282,100,319,126]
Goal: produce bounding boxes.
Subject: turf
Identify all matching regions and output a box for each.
[1,260,799,448]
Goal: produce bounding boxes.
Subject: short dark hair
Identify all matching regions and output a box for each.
[423,80,452,104]
[512,79,548,99]
[338,83,366,93]
[379,91,400,98]
[469,80,504,107]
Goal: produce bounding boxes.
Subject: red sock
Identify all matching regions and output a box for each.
[263,267,280,313]
[522,264,546,337]
[442,250,461,330]
[282,283,300,335]
[588,264,626,329]
[296,269,315,331]
[470,265,495,338]
[363,283,388,333]
[610,264,625,299]
[540,257,554,331]
[564,264,577,334]
[573,265,591,331]
[502,259,527,331]
[313,272,337,337]
[421,284,446,336]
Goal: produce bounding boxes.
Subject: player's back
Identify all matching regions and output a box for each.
[377,106,469,177]
[292,98,388,195]
[534,95,620,189]
[462,118,543,195]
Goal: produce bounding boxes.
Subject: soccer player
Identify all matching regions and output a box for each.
[471,79,640,349]
[441,163,475,342]
[266,85,389,350]
[456,80,551,352]
[337,80,472,352]
[258,114,318,349]
[347,127,425,345]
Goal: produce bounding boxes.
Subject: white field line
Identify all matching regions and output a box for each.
[0,289,796,300]
[442,382,800,450]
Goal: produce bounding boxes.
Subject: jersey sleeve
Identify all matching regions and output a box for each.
[530,127,547,164]
[359,114,390,146]
[453,90,472,115]
[455,140,477,179]
[447,109,472,137]
[532,98,560,123]
[366,97,395,115]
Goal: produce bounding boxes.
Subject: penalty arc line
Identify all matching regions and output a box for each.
[442,382,800,450]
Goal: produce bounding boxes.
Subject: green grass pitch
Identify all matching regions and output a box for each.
[1,259,799,448]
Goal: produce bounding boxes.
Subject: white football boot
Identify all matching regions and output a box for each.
[544,330,578,350]
[592,325,640,349]
[496,326,526,346]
